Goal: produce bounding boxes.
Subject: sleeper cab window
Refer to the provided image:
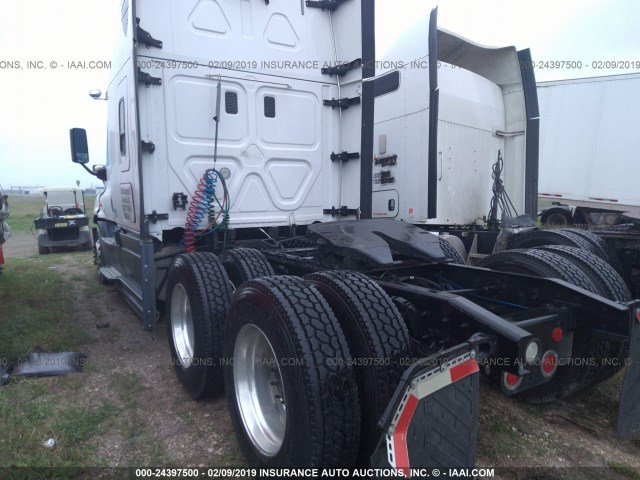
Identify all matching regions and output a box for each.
[264,96,276,118]
[225,91,238,115]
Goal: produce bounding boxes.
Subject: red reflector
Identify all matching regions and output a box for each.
[552,327,564,343]
[450,358,479,383]
[543,356,556,373]
[393,394,419,477]
[505,373,520,386]
[636,309,640,323]
[542,351,558,377]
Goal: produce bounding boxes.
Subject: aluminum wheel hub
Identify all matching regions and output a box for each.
[234,324,286,457]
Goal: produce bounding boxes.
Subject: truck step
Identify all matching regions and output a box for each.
[100,266,121,281]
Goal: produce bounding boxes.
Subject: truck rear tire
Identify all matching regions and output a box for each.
[535,245,631,302]
[535,245,631,385]
[220,248,275,290]
[504,229,604,260]
[477,249,614,402]
[439,237,466,264]
[223,276,360,468]
[304,271,411,464]
[561,228,624,275]
[166,253,232,399]
[38,244,49,255]
[477,249,598,292]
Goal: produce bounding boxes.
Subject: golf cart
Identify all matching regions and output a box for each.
[34,187,92,254]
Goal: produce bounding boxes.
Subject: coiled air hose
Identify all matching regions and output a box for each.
[181,168,230,253]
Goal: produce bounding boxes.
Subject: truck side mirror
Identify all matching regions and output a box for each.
[70,128,89,164]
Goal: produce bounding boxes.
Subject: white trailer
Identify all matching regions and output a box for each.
[538,73,640,225]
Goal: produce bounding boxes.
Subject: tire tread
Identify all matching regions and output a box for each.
[227,276,360,467]
[304,271,410,463]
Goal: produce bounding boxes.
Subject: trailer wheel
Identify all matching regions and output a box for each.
[478,249,620,402]
[220,248,275,290]
[224,276,360,467]
[561,228,624,275]
[438,237,466,264]
[504,229,605,260]
[166,253,232,399]
[540,209,573,226]
[304,271,411,464]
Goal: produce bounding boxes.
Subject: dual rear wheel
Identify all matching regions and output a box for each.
[165,249,415,467]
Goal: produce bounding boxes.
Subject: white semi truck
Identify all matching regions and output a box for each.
[70,0,640,470]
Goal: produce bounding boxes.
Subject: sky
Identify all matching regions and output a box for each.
[0,0,638,189]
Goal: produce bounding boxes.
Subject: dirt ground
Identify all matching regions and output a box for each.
[3,233,640,479]
[3,232,39,259]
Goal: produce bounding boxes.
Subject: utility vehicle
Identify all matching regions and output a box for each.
[34,186,92,254]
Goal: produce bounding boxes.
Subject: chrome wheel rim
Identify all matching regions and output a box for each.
[170,283,195,368]
[234,324,286,457]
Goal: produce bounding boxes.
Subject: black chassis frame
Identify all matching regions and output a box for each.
[258,242,634,394]
[96,216,637,398]
[181,220,636,397]
[94,215,640,436]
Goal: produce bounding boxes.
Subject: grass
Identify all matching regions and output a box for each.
[111,372,174,466]
[0,254,115,478]
[0,258,92,363]
[478,417,521,461]
[4,194,96,235]
[0,376,118,476]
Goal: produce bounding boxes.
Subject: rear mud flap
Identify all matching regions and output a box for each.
[618,313,640,438]
[371,347,480,475]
